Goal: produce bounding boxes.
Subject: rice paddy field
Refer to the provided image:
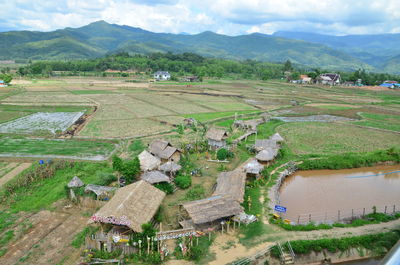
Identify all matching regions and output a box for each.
[1,76,400,158]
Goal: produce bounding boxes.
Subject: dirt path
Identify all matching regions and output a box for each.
[0,162,31,188]
[0,206,91,265]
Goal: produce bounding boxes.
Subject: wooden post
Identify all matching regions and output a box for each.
[297,216,300,224]
[138,240,142,256]
[363,208,365,217]
[393,205,396,214]
[309,214,311,223]
[351,209,354,220]
[385,206,387,214]
[147,237,150,255]
[338,210,340,222]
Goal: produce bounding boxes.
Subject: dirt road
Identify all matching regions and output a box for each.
[0,162,31,188]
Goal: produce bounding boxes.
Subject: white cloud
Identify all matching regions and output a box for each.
[0,0,399,35]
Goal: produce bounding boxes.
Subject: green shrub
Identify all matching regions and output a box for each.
[217,148,228,160]
[94,172,117,186]
[183,184,205,201]
[154,182,174,194]
[175,174,192,189]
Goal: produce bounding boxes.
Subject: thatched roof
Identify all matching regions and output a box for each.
[149,139,180,160]
[244,159,264,175]
[213,170,246,203]
[85,184,116,196]
[149,139,170,155]
[138,150,161,171]
[159,146,179,160]
[90,180,165,232]
[256,148,278,162]
[183,195,243,225]
[68,176,84,188]
[270,133,284,142]
[254,139,278,151]
[206,128,228,141]
[142,171,171,184]
[159,161,182,172]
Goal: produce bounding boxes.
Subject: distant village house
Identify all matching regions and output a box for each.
[154,71,171,81]
[317,73,341,86]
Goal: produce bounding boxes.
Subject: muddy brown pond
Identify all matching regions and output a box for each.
[278,165,400,223]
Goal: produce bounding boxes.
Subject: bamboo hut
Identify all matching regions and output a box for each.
[182,195,243,229]
[67,176,84,200]
[87,180,165,253]
[270,133,284,143]
[149,139,181,162]
[256,148,279,165]
[141,170,171,184]
[85,184,116,200]
[254,139,278,152]
[205,128,228,149]
[159,161,182,176]
[244,159,264,177]
[213,170,246,203]
[138,150,161,171]
[68,176,84,188]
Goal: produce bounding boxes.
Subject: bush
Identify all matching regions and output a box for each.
[94,172,117,186]
[217,148,228,160]
[154,182,174,194]
[175,174,192,189]
[184,184,205,201]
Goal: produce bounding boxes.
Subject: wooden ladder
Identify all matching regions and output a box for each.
[278,242,295,265]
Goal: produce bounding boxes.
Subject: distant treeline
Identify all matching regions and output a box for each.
[14,52,400,84]
[16,52,285,80]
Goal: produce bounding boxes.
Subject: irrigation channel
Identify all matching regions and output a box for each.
[278,165,400,224]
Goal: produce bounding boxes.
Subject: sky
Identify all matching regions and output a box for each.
[0,0,399,36]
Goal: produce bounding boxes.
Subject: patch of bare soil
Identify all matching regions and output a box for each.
[0,163,31,188]
[0,205,93,265]
[208,233,273,265]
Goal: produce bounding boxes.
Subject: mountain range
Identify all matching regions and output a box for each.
[1,21,400,73]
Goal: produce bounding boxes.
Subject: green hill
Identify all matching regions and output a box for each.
[0,20,377,71]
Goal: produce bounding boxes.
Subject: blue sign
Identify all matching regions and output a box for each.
[39,160,44,165]
[274,205,287,213]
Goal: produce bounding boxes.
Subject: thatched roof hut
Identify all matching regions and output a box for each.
[182,195,243,225]
[149,140,170,156]
[256,148,278,162]
[244,159,264,175]
[159,161,182,173]
[213,170,246,203]
[85,184,116,197]
[142,171,171,184]
[67,176,84,188]
[205,128,228,141]
[89,180,165,232]
[138,150,161,171]
[254,139,278,152]
[270,133,284,142]
[149,139,181,160]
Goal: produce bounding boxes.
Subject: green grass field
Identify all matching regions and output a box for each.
[353,112,400,132]
[277,122,400,155]
[0,137,116,158]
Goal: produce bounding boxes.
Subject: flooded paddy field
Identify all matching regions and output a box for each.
[279,165,400,223]
[274,114,355,122]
